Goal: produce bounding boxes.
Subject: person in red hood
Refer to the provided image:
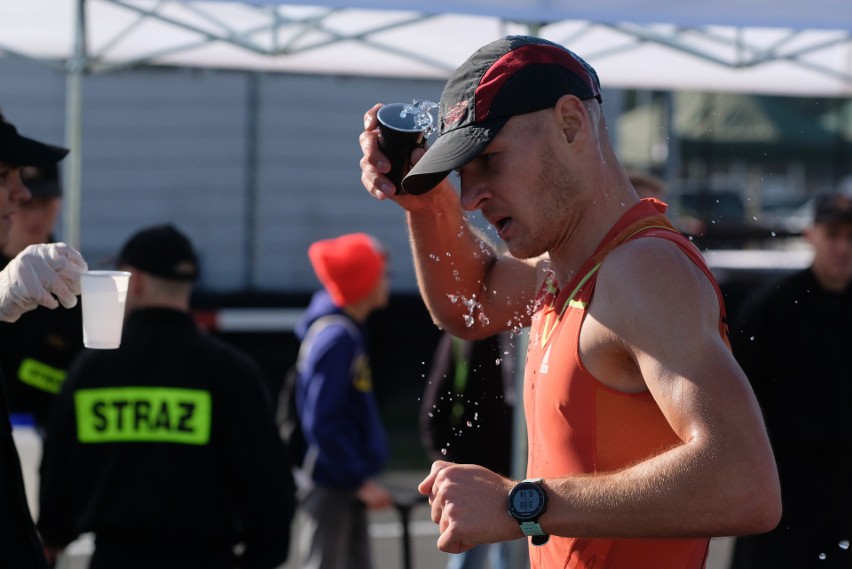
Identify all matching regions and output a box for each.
[294,232,394,569]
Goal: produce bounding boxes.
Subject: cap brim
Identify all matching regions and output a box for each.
[0,123,69,166]
[10,136,69,166]
[401,117,509,195]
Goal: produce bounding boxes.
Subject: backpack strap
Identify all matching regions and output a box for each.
[297,314,359,373]
[295,313,360,479]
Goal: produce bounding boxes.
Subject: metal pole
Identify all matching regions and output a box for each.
[244,72,260,288]
[63,0,87,250]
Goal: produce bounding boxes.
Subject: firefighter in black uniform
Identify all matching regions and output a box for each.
[37,224,296,569]
[0,109,88,569]
[0,163,83,433]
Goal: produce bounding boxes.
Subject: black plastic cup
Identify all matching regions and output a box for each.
[376,103,429,194]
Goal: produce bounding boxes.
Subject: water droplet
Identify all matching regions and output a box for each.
[466,421,473,427]
[401,99,438,137]
[819,553,827,560]
[440,447,448,455]
[840,540,849,550]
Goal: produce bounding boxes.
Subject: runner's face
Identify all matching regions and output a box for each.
[456,110,581,260]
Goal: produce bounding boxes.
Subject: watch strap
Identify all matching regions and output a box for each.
[519,520,546,536]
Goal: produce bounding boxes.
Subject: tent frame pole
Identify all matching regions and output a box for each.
[63,0,87,250]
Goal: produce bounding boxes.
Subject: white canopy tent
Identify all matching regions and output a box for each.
[1,0,851,247]
[3,1,852,89]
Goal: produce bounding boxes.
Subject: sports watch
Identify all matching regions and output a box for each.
[507,478,550,546]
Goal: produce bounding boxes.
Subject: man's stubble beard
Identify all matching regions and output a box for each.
[504,144,576,261]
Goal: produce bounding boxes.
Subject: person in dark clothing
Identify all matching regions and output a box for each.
[420,332,515,477]
[728,191,852,569]
[0,163,83,432]
[0,109,88,569]
[37,224,296,569]
[295,232,393,569]
[420,331,516,569]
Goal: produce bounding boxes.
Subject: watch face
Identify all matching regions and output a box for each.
[509,483,544,520]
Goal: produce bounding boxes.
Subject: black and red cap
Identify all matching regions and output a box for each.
[401,35,601,195]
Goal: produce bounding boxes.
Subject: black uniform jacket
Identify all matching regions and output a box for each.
[0,369,49,569]
[38,308,295,569]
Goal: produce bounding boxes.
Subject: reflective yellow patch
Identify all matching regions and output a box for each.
[74,387,211,445]
[18,358,66,394]
[352,355,373,392]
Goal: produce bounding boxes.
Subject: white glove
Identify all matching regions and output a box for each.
[0,243,89,323]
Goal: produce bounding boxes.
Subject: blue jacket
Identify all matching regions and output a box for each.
[295,290,388,490]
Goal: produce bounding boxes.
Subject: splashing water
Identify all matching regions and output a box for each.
[400,99,438,138]
[448,293,488,329]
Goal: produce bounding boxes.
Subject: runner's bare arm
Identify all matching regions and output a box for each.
[359,103,539,339]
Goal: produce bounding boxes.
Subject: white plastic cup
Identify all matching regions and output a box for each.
[80,270,131,349]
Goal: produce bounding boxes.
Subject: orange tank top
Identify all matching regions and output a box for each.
[524,200,727,569]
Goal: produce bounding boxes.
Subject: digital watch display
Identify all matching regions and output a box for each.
[507,478,550,546]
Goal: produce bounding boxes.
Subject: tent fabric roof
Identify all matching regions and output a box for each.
[1,0,851,95]
[250,0,852,31]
